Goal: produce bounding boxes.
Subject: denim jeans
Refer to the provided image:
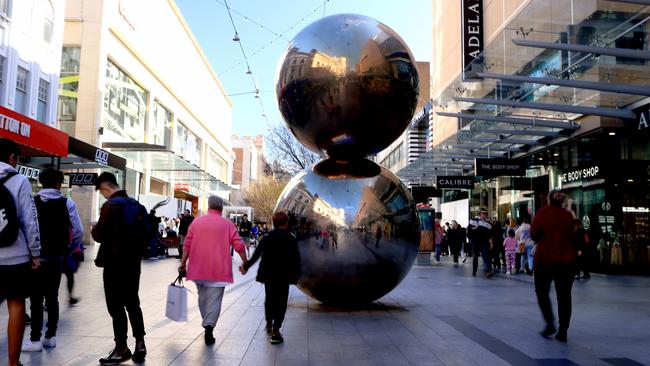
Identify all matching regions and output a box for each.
[522,244,534,270]
[434,244,441,262]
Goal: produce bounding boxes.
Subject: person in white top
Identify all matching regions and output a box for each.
[515,216,534,274]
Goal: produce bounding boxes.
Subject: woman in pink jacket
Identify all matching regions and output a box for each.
[179,196,248,345]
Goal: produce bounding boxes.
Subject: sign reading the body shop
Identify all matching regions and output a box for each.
[437,176,475,189]
[475,159,526,177]
[461,0,484,80]
[561,165,600,183]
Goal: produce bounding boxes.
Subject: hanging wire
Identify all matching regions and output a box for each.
[214,0,289,42]
[218,0,330,75]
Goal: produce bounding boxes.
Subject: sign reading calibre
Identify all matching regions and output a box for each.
[436,176,475,189]
[475,158,526,177]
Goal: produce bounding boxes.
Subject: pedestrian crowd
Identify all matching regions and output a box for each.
[0,138,299,366]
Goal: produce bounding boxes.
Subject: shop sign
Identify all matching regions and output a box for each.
[461,0,484,80]
[436,176,475,189]
[16,164,41,181]
[68,137,126,171]
[0,106,68,157]
[95,149,109,165]
[68,173,98,186]
[637,107,649,131]
[475,159,525,177]
[561,165,600,183]
[174,183,190,192]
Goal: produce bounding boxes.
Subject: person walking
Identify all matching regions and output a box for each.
[503,229,518,275]
[574,219,591,280]
[433,219,444,263]
[491,220,504,272]
[516,216,534,274]
[446,221,463,266]
[22,168,83,352]
[531,190,577,342]
[92,172,149,365]
[240,210,301,344]
[0,138,41,366]
[239,213,253,257]
[147,210,161,260]
[179,195,248,345]
[468,208,493,277]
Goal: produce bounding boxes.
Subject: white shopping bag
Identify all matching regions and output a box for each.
[165,277,188,322]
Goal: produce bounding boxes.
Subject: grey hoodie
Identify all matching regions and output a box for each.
[0,161,41,265]
[36,188,84,248]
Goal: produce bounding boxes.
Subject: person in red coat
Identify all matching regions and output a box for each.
[531,190,576,342]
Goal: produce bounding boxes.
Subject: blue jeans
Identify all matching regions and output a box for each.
[435,244,441,262]
[522,244,534,270]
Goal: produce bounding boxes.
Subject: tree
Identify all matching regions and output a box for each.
[266,124,320,175]
[242,176,288,223]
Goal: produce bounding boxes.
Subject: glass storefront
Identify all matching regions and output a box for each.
[103,60,147,143]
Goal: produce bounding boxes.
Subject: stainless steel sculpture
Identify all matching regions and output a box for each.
[275,14,420,304]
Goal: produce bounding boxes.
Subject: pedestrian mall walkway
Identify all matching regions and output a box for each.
[1,250,649,366]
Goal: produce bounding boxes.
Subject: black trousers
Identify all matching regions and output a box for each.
[575,254,590,278]
[264,282,289,331]
[534,265,575,332]
[29,260,62,340]
[103,262,145,347]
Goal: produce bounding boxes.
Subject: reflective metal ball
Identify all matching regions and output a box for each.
[276,165,419,305]
[275,14,419,159]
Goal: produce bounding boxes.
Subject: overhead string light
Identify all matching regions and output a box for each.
[218,0,331,76]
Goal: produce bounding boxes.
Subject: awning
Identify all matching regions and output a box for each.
[0,106,68,157]
[103,142,230,191]
[64,137,126,171]
[398,1,650,185]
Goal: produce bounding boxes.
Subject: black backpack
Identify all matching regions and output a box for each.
[35,195,71,257]
[0,172,19,247]
[112,196,149,256]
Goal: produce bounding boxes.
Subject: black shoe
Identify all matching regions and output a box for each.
[270,331,284,344]
[540,326,557,339]
[204,326,215,345]
[99,347,132,365]
[584,274,591,279]
[555,331,567,342]
[486,271,494,278]
[132,340,146,363]
[24,313,31,325]
[575,275,580,280]
[69,297,80,306]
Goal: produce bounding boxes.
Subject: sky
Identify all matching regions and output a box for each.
[175,0,432,141]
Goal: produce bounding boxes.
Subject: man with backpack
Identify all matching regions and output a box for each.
[92,172,148,365]
[0,138,41,366]
[22,168,83,352]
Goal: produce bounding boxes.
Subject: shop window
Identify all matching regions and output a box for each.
[42,0,54,43]
[15,66,28,114]
[58,47,80,122]
[151,101,172,147]
[102,60,147,142]
[36,79,49,122]
[208,148,227,182]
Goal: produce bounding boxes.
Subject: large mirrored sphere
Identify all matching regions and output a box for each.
[276,164,420,305]
[275,14,419,159]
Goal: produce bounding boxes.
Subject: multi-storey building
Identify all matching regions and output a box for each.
[399,0,650,274]
[59,0,234,240]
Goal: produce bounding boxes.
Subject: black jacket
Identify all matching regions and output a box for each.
[178,215,194,236]
[243,228,301,284]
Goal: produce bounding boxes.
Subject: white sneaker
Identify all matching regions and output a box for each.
[506,271,511,275]
[22,340,43,352]
[42,336,56,348]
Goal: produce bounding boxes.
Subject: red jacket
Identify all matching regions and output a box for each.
[530,205,576,267]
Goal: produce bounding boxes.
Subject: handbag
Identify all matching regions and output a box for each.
[165,275,188,322]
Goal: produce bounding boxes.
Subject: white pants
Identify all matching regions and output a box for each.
[196,284,225,328]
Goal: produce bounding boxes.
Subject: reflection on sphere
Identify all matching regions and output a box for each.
[275,13,419,159]
[276,165,419,305]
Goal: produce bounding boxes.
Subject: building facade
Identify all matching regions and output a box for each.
[1,0,65,127]
[60,0,234,238]
[398,0,650,274]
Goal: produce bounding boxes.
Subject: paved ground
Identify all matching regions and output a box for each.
[1,248,649,366]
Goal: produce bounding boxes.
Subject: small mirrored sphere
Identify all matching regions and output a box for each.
[276,164,420,305]
[275,14,419,159]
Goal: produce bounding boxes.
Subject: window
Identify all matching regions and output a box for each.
[15,67,28,114]
[0,56,4,85]
[42,0,54,43]
[151,101,172,147]
[0,0,9,17]
[58,47,80,121]
[37,79,49,122]
[102,60,147,142]
[208,149,227,182]
[173,122,200,166]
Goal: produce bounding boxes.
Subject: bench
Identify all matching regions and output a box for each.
[160,236,180,258]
